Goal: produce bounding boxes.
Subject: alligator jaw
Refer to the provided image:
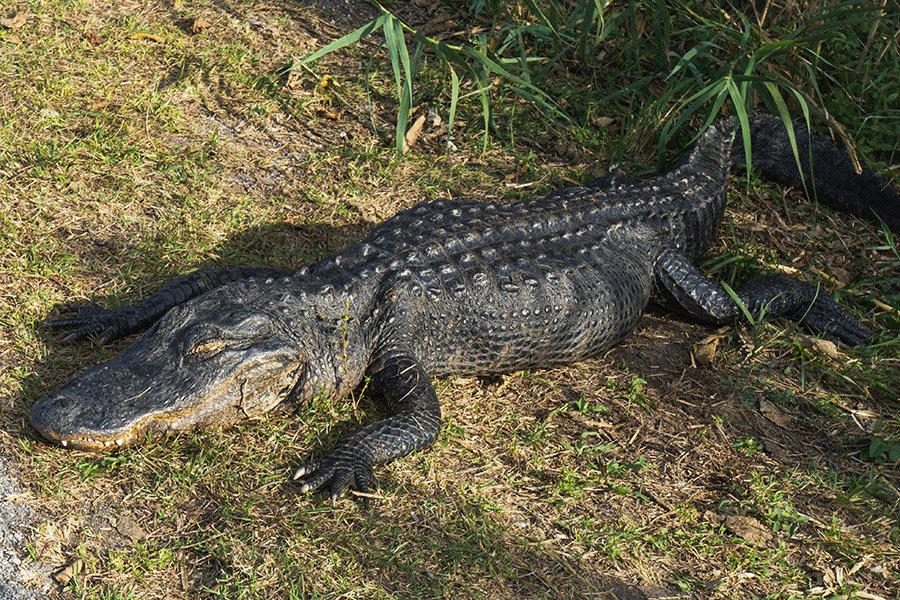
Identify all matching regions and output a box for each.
[60,436,129,451]
[32,383,211,452]
[40,427,137,452]
[31,392,219,452]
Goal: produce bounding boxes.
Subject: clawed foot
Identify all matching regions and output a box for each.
[293,445,377,505]
[798,294,873,347]
[47,304,138,344]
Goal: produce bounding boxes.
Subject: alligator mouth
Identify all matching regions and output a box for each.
[35,407,185,451]
[54,432,135,451]
[31,393,189,452]
[31,356,301,452]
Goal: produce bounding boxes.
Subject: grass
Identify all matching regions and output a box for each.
[0,0,897,598]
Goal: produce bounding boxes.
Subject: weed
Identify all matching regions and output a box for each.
[734,436,764,458]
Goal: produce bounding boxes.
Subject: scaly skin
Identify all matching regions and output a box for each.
[31,117,881,501]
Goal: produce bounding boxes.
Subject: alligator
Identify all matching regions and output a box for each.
[30,115,888,502]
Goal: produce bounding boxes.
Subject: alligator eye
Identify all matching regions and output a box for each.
[186,339,227,357]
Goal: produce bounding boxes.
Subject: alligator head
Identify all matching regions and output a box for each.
[30,285,313,451]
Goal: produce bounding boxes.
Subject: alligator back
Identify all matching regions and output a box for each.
[301,121,737,375]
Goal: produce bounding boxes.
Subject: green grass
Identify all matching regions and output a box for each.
[294,0,898,178]
[1,0,898,598]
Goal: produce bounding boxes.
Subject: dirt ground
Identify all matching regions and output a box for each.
[0,1,897,598]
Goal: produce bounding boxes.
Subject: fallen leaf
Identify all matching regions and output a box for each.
[762,438,789,461]
[402,113,427,154]
[191,16,210,34]
[1,10,27,29]
[759,398,792,428]
[725,515,773,547]
[316,74,336,94]
[283,61,303,91]
[318,106,344,120]
[84,30,103,45]
[427,107,442,127]
[53,559,83,585]
[830,266,849,285]
[114,515,146,541]
[692,332,724,367]
[811,338,841,360]
[771,263,799,275]
[702,510,724,525]
[872,298,897,314]
[553,138,583,160]
[422,123,448,145]
[129,32,165,43]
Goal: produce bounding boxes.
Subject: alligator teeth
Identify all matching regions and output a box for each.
[61,440,68,447]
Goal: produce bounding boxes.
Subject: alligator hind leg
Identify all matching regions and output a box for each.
[293,348,441,503]
[49,266,289,343]
[655,249,872,346]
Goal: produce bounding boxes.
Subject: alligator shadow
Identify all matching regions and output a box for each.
[223,473,656,599]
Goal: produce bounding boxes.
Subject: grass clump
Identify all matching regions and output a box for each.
[295,0,897,175]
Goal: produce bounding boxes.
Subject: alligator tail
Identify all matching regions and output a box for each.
[734,114,899,232]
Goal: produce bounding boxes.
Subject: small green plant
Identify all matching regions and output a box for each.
[862,435,900,463]
[569,432,615,459]
[570,393,608,414]
[627,376,648,406]
[604,455,650,478]
[73,455,127,481]
[734,436,764,458]
[745,473,810,538]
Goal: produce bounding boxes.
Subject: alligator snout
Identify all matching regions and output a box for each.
[30,388,140,451]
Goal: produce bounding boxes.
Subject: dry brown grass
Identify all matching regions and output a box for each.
[1,1,897,598]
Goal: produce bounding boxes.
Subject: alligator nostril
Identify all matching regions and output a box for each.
[29,396,60,438]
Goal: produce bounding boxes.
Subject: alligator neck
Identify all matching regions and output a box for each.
[284,275,380,405]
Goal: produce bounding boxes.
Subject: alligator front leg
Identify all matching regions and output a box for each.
[655,249,872,346]
[49,266,289,343]
[293,348,442,503]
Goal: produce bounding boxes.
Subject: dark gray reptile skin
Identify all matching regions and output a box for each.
[31,117,883,501]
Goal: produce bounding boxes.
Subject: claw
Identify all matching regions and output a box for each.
[329,470,353,503]
[61,331,82,343]
[292,462,317,480]
[799,296,873,347]
[292,446,376,503]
